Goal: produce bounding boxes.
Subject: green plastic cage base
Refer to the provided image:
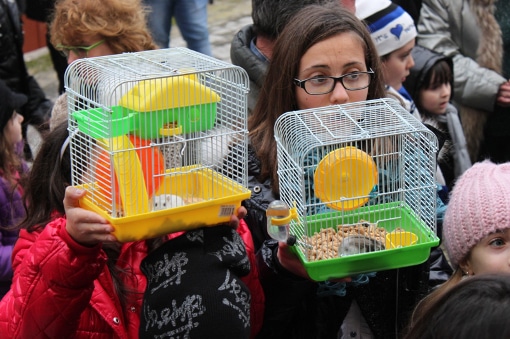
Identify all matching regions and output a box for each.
[290,201,440,281]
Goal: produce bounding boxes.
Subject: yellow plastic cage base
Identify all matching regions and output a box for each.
[77,166,251,242]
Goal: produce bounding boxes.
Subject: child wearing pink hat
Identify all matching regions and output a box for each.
[406,160,510,331]
[442,161,510,276]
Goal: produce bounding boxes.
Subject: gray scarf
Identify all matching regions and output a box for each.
[441,104,472,178]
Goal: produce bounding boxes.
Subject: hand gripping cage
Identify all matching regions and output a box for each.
[65,48,251,242]
[273,98,440,281]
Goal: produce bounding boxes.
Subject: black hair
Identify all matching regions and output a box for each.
[404,273,510,339]
[251,0,337,40]
[19,121,73,231]
[421,60,452,91]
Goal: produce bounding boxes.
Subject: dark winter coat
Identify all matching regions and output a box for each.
[230,25,268,115]
[0,0,25,86]
[0,0,52,126]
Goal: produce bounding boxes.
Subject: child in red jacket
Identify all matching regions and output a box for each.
[0,121,264,338]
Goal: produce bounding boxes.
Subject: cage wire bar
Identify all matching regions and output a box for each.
[274,98,440,280]
[65,48,251,242]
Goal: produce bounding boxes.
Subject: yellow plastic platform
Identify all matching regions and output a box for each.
[78,166,251,242]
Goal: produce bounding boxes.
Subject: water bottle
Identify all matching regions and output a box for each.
[266,200,291,242]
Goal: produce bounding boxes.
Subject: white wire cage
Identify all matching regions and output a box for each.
[64,48,251,242]
[273,98,440,281]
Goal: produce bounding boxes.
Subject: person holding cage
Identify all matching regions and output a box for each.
[228,3,432,338]
[0,121,257,338]
[0,0,265,337]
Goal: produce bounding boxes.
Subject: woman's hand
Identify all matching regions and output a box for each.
[496,81,510,107]
[277,242,352,282]
[277,242,311,279]
[63,186,116,246]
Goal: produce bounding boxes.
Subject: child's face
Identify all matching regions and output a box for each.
[462,229,510,275]
[419,82,451,115]
[3,111,24,146]
[381,39,415,90]
[295,32,370,110]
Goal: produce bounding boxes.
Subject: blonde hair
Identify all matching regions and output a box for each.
[50,0,157,54]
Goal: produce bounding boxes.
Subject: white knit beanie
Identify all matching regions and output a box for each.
[443,161,510,268]
[356,0,417,57]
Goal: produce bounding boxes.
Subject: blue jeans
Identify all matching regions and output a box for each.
[144,0,212,56]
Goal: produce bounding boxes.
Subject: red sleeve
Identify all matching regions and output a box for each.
[237,219,265,338]
[0,217,107,338]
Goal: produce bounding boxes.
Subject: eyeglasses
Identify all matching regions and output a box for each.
[56,40,105,58]
[294,69,374,95]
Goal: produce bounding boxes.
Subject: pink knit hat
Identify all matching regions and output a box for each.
[443,161,510,268]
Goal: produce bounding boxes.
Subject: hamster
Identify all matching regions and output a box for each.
[152,194,186,210]
[338,235,385,256]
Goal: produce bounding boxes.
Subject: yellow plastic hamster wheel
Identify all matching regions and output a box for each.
[314,146,378,211]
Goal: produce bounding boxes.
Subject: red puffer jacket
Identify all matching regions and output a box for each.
[0,217,264,338]
[237,218,265,337]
